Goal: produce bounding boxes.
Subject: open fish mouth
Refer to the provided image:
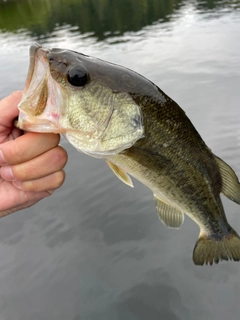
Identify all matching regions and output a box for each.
[16,43,64,132]
[16,43,144,156]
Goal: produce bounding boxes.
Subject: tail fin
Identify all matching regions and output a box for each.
[193,229,240,265]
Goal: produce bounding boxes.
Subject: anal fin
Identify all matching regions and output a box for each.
[106,161,134,188]
[154,194,184,229]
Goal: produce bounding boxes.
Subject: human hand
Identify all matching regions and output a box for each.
[0,91,68,217]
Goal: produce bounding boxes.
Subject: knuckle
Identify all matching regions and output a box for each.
[47,133,61,146]
[51,146,68,167]
[53,170,65,189]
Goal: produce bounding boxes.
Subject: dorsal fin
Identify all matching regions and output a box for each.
[214,155,240,204]
[154,194,184,229]
[106,161,134,188]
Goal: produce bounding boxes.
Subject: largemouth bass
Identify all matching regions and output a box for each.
[17,43,240,265]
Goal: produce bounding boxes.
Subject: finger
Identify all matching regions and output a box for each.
[0,132,61,165]
[0,146,68,181]
[12,170,66,192]
[0,188,52,218]
[0,91,22,127]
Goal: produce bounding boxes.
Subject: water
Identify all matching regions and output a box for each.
[0,0,240,319]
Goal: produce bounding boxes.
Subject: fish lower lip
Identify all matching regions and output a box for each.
[18,43,52,117]
[30,42,42,52]
[16,114,66,133]
[26,43,51,92]
[25,43,43,91]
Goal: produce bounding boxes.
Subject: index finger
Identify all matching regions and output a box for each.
[0,91,22,128]
[0,132,61,165]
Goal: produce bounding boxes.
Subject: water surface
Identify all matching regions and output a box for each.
[0,1,240,319]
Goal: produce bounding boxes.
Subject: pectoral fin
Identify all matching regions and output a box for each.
[106,161,134,188]
[154,194,184,229]
[214,155,240,204]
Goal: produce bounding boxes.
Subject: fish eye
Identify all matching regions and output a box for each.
[67,67,88,87]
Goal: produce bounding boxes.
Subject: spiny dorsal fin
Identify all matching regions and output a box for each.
[106,161,134,188]
[154,194,184,229]
[214,155,240,204]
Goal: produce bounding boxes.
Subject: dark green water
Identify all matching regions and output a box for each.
[0,1,240,319]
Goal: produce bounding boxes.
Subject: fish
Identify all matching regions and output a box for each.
[17,43,240,265]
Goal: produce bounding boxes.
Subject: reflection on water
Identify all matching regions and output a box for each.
[0,0,240,41]
[0,0,240,320]
[0,0,183,39]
